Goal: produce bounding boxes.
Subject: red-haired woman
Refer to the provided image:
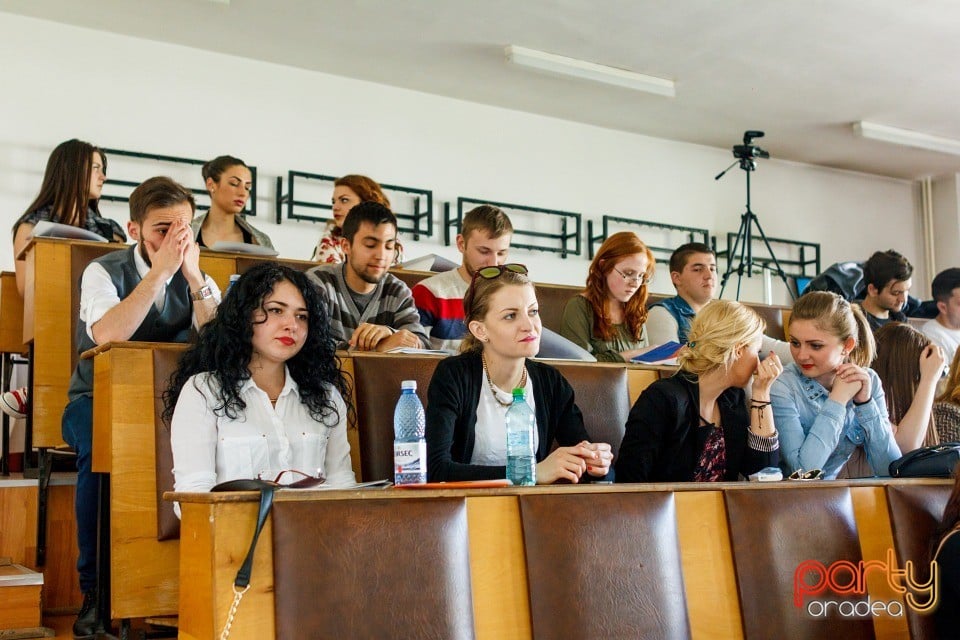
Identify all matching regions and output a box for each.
[310,174,403,264]
[560,231,656,362]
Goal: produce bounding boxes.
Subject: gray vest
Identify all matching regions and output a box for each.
[67,246,193,400]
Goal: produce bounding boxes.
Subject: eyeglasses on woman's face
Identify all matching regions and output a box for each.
[612,266,646,285]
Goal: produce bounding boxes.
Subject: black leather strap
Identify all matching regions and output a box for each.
[235,484,275,588]
[211,479,278,588]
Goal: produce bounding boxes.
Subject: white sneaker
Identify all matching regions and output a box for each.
[1,387,27,420]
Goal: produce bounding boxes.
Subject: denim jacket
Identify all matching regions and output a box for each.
[648,295,696,344]
[770,363,901,479]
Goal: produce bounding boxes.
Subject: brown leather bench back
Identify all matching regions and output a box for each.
[519,492,690,639]
[885,484,953,640]
[550,362,629,461]
[351,353,444,482]
[747,303,787,341]
[534,283,576,334]
[69,243,125,370]
[724,487,874,640]
[235,256,315,275]
[153,347,184,540]
[272,497,475,640]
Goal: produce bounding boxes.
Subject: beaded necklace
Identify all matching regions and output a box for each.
[481,352,527,408]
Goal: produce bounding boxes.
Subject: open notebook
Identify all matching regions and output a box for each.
[31,220,108,242]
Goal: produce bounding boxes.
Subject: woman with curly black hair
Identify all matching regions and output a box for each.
[166,262,354,503]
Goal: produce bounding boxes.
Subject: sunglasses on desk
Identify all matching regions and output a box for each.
[258,469,327,489]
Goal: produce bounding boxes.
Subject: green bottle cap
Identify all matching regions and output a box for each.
[512,387,525,399]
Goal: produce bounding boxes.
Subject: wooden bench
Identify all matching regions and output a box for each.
[171,478,951,640]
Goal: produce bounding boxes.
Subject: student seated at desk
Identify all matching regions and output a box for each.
[166,263,354,503]
[840,321,946,478]
[561,231,656,362]
[190,155,274,249]
[616,300,782,483]
[62,176,220,638]
[3,140,128,421]
[770,292,901,480]
[309,174,403,264]
[425,264,612,483]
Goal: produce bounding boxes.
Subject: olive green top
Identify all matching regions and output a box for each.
[560,294,648,363]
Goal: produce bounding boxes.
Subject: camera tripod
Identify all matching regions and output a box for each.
[715,157,794,301]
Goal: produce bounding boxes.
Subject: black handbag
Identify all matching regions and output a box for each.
[888,442,960,478]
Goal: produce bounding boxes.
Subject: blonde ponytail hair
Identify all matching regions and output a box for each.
[790,292,875,367]
[678,300,765,377]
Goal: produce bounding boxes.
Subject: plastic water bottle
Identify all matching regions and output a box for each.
[394,380,427,485]
[225,273,241,297]
[505,388,536,486]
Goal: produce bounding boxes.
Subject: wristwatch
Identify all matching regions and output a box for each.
[190,285,213,302]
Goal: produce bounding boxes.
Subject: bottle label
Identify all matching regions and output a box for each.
[394,441,426,475]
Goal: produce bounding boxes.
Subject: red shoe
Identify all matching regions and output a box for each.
[1,387,27,420]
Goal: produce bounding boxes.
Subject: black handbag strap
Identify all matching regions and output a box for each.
[235,484,275,588]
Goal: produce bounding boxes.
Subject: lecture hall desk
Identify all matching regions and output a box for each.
[170,478,949,640]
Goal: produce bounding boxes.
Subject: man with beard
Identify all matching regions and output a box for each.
[307,201,428,351]
[859,249,913,333]
[412,204,513,352]
[63,176,219,638]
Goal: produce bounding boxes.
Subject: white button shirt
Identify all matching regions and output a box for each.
[80,246,221,341]
[171,368,355,505]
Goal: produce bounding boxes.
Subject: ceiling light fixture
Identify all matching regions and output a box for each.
[504,45,675,97]
[853,121,960,157]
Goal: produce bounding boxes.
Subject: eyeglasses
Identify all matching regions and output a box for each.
[464,264,529,314]
[475,263,529,280]
[787,468,823,481]
[613,266,647,285]
[258,469,327,489]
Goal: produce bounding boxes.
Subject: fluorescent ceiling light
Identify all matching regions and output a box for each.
[853,121,960,157]
[505,45,675,98]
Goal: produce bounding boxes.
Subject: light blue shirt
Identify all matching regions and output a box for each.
[770,363,901,479]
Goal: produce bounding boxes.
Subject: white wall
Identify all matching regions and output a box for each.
[0,13,922,304]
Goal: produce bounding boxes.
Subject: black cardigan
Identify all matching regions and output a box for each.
[615,373,778,482]
[425,352,592,481]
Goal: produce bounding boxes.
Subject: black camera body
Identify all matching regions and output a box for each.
[732,130,769,161]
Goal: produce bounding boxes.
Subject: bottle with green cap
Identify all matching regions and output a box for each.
[505,387,536,485]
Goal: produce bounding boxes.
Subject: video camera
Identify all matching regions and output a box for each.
[733,130,770,161]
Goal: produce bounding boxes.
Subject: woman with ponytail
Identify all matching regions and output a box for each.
[770,291,901,479]
[616,299,783,482]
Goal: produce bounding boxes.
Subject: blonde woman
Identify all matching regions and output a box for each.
[770,292,901,479]
[616,300,782,482]
[425,265,612,483]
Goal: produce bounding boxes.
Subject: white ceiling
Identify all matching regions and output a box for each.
[4,0,960,180]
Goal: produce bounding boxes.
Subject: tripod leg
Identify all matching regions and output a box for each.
[720,212,750,299]
[749,213,796,301]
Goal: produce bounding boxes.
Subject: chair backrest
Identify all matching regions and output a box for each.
[235,256,315,275]
[389,268,433,292]
[550,361,630,461]
[153,347,185,540]
[724,487,875,640]
[885,484,953,640]
[69,243,125,370]
[272,497,475,640]
[519,492,690,639]
[745,303,787,341]
[351,353,444,482]
[534,283,577,334]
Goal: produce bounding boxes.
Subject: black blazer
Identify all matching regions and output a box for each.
[425,351,592,481]
[616,373,778,482]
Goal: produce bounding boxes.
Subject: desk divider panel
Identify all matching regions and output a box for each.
[271,497,474,640]
[724,486,874,640]
[519,491,690,639]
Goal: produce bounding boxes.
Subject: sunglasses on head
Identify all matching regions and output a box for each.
[474,263,529,280]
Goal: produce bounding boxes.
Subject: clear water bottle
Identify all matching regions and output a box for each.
[506,388,536,486]
[225,273,241,297]
[394,380,427,485]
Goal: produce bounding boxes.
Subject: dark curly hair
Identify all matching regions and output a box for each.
[162,262,350,425]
